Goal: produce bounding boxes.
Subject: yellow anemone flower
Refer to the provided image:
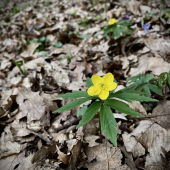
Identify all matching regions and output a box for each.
[87,73,117,100]
[108,18,118,25]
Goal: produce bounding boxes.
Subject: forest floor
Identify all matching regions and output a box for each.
[1,0,170,170]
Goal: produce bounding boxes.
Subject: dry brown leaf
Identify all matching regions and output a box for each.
[56,145,71,164]
[147,57,170,75]
[0,152,34,170]
[127,0,142,16]
[84,135,100,147]
[16,87,50,127]
[152,101,170,129]
[70,140,82,170]
[0,141,21,159]
[20,43,39,58]
[85,142,130,170]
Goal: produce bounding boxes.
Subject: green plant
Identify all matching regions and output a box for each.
[59,50,72,62]
[13,60,26,74]
[156,71,170,88]
[27,36,50,52]
[102,19,132,39]
[127,74,163,97]
[53,41,62,48]
[53,73,158,146]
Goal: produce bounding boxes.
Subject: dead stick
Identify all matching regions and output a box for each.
[53,116,82,133]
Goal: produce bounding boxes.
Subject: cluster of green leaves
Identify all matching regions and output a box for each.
[53,77,158,146]
[27,36,50,55]
[162,9,170,21]
[13,60,26,75]
[102,20,132,39]
[53,41,63,48]
[156,71,170,88]
[127,74,162,97]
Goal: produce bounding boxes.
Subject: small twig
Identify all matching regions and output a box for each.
[53,116,82,133]
[129,113,170,120]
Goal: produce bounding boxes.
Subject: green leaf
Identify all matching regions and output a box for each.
[141,74,154,83]
[59,91,89,99]
[80,34,89,39]
[39,36,46,42]
[77,101,102,128]
[100,104,117,146]
[109,92,158,103]
[118,88,144,94]
[143,85,150,97]
[53,41,62,48]
[58,91,89,99]
[168,74,170,87]
[86,77,93,88]
[77,105,88,117]
[127,75,140,82]
[41,51,48,56]
[145,84,163,96]
[113,26,121,38]
[136,84,144,91]
[127,82,139,89]
[104,99,143,117]
[53,96,96,113]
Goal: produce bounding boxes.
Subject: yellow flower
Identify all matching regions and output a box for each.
[108,18,118,25]
[87,73,117,100]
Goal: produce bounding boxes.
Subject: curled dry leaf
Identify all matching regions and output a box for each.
[56,145,71,164]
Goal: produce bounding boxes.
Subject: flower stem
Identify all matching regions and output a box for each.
[99,112,102,143]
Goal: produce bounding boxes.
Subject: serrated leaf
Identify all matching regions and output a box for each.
[100,104,117,146]
[143,85,150,97]
[145,84,163,96]
[77,105,88,117]
[59,91,89,99]
[53,96,96,113]
[104,99,143,117]
[127,82,139,89]
[86,77,93,88]
[127,75,140,82]
[142,74,154,83]
[109,92,158,103]
[77,101,102,128]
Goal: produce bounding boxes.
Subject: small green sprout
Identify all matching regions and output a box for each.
[13,60,26,75]
[53,73,158,147]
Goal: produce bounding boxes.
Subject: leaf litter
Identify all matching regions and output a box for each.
[0,0,170,169]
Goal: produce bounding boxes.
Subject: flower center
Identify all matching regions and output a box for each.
[99,83,105,88]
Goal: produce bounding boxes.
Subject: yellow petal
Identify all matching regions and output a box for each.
[103,73,114,84]
[91,75,102,86]
[99,89,109,100]
[87,86,101,96]
[108,18,118,25]
[105,82,117,91]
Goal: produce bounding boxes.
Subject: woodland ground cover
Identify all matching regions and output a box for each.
[1,0,170,170]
